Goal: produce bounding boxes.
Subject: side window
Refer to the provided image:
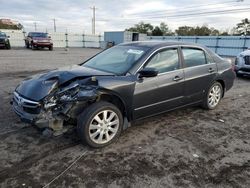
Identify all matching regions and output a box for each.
[182,48,207,68]
[145,48,179,73]
[205,53,214,64]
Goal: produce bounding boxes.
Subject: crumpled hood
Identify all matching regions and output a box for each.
[16,65,114,101]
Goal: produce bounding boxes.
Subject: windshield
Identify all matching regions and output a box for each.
[82,46,148,74]
[30,32,48,38]
[0,33,6,37]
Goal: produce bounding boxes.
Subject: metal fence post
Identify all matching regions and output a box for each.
[82,34,85,48]
[195,36,198,43]
[243,36,247,51]
[215,37,220,53]
[98,35,101,48]
[65,32,68,48]
[22,31,26,47]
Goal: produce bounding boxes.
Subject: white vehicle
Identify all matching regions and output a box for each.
[235,49,250,76]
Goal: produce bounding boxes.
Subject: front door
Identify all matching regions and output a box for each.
[133,47,185,119]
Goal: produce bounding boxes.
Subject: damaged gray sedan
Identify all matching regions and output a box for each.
[12,41,235,148]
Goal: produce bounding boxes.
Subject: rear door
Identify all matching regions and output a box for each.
[133,47,185,119]
[181,47,217,103]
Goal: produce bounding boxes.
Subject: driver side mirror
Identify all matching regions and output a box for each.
[138,67,158,78]
[7,36,10,38]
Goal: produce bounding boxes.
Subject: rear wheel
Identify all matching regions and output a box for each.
[202,82,223,110]
[77,101,123,148]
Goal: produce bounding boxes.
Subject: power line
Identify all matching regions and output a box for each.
[100,8,250,28]
[127,0,244,16]
[123,3,249,19]
[97,6,250,23]
[160,7,250,18]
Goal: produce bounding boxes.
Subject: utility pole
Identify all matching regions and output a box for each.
[90,6,97,35]
[52,18,56,32]
[33,22,37,31]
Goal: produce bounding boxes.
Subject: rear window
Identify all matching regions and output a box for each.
[182,48,207,68]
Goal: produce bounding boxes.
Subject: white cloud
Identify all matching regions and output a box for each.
[0,0,249,34]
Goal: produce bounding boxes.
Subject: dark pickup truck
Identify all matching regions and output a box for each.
[25,32,53,50]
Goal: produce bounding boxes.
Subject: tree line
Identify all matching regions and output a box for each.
[126,18,250,36]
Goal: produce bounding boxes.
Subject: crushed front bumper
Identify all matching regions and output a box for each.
[12,92,67,134]
[12,92,41,123]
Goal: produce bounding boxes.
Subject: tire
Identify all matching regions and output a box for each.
[236,72,242,77]
[31,44,36,50]
[49,46,53,51]
[202,82,223,110]
[6,43,11,49]
[77,101,123,148]
[26,42,30,49]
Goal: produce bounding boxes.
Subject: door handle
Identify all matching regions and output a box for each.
[173,76,183,81]
[208,68,215,73]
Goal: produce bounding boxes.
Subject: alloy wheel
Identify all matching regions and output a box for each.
[89,110,119,144]
[208,84,222,108]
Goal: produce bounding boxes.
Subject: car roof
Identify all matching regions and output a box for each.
[119,41,205,49]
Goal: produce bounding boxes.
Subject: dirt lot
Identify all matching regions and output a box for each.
[0,48,249,188]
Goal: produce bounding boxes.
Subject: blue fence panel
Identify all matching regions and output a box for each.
[148,36,250,56]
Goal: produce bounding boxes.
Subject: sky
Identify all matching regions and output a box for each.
[0,0,249,34]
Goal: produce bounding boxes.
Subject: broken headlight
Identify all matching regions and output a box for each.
[57,83,97,102]
[57,83,79,102]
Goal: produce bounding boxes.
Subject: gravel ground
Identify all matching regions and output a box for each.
[0,48,249,188]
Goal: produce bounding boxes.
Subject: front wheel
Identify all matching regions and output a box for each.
[202,82,223,110]
[25,42,30,48]
[6,43,11,49]
[31,44,36,50]
[77,101,123,148]
[236,72,243,77]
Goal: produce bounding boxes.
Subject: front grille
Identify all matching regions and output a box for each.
[0,39,5,43]
[244,56,250,65]
[13,92,41,114]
